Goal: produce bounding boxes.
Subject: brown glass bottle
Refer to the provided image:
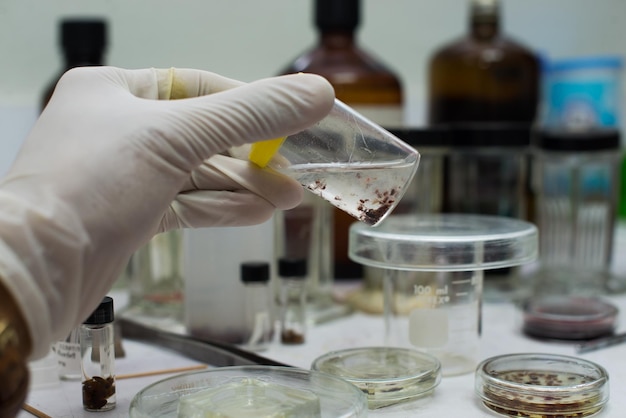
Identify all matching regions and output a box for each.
[279,0,404,279]
[41,18,108,112]
[427,0,540,125]
[428,0,540,218]
[427,0,540,301]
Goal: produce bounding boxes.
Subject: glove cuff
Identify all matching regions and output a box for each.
[0,189,89,359]
[0,239,49,359]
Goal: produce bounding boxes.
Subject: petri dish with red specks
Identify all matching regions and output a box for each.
[522,296,618,341]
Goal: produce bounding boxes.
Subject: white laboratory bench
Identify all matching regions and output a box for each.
[18,224,626,418]
[19,296,626,418]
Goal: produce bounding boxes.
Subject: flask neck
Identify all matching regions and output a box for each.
[469,0,500,41]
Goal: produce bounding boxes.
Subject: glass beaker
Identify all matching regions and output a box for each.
[124,230,184,326]
[233,99,420,227]
[382,269,483,376]
[349,214,538,376]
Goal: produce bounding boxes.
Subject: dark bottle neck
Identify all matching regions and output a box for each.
[63,51,105,69]
[470,19,499,40]
[315,0,359,47]
[319,30,356,48]
[469,0,500,41]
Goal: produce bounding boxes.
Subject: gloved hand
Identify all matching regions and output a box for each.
[0,67,334,358]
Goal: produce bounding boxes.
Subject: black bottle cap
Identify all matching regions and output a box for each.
[534,129,621,152]
[83,296,114,325]
[240,261,271,283]
[279,258,307,279]
[60,18,107,53]
[315,0,359,31]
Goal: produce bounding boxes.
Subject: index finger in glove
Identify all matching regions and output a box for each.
[121,67,246,100]
[139,72,336,169]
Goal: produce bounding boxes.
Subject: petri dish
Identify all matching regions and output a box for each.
[311,347,441,409]
[129,365,367,418]
[522,296,618,341]
[475,353,609,417]
[349,214,538,272]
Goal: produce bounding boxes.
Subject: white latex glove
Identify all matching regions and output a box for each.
[0,67,334,358]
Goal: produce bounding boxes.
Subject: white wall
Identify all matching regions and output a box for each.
[0,0,625,171]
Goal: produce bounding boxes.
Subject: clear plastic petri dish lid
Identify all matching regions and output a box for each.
[475,353,609,417]
[349,214,538,271]
[522,296,618,341]
[129,365,368,418]
[311,346,441,409]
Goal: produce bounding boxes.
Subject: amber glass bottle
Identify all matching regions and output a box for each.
[427,0,540,301]
[428,0,540,218]
[427,0,539,124]
[41,18,108,111]
[279,0,404,279]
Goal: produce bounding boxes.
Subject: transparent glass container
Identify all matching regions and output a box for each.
[240,262,274,352]
[475,353,609,417]
[312,346,441,409]
[126,230,184,322]
[273,192,348,325]
[531,129,622,296]
[80,297,116,412]
[349,214,537,376]
[278,258,308,345]
[238,99,419,227]
[129,366,368,417]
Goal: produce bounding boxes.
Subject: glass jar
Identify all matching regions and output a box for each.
[531,129,622,296]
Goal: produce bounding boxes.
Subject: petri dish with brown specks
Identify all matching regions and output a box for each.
[475,353,609,417]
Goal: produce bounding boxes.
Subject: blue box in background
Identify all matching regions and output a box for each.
[542,55,623,130]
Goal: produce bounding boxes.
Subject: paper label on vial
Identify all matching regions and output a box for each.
[408,308,448,348]
[52,341,81,375]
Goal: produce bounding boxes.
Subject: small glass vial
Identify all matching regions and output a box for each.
[52,327,81,380]
[278,258,308,345]
[80,296,116,412]
[240,261,274,351]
